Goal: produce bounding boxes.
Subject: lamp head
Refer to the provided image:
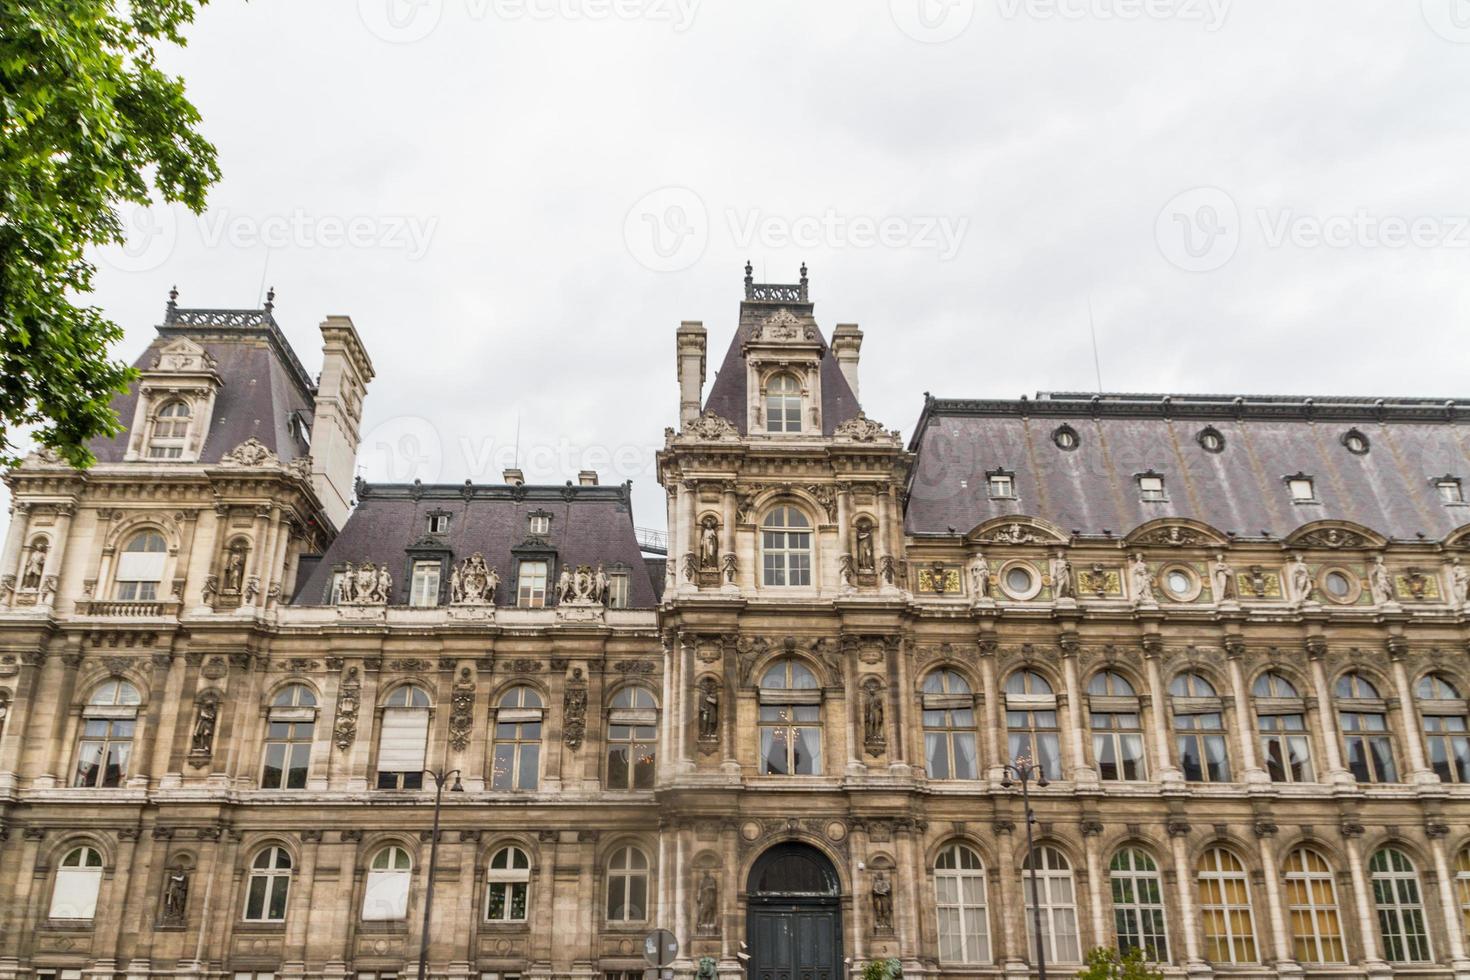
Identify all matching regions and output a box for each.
[450,774,465,792]
[1036,774,1049,789]
[1000,774,1013,789]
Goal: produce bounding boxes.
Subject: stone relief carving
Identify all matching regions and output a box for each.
[682,411,741,441]
[833,411,899,443]
[1050,552,1073,599]
[1130,554,1155,604]
[558,563,610,605]
[721,553,737,584]
[1289,555,1314,603]
[450,553,499,605]
[1211,554,1235,601]
[334,667,361,750]
[219,437,277,467]
[1296,527,1368,549]
[754,308,816,343]
[1450,557,1470,607]
[20,540,46,590]
[339,561,392,604]
[854,518,876,572]
[699,516,719,569]
[563,668,588,750]
[448,668,475,751]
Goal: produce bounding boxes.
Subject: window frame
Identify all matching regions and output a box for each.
[606,686,657,790]
[935,842,990,964]
[922,669,978,781]
[362,846,414,921]
[760,506,813,588]
[1023,846,1081,964]
[1005,670,1062,780]
[605,846,650,924]
[491,686,544,791]
[244,846,294,922]
[146,398,192,459]
[763,372,804,434]
[1110,848,1169,962]
[1370,848,1432,963]
[1283,847,1345,964]
[758,659,823,776]
[516,559,549,608]
[114,529,167,601]
[49,846,104,920]
[1197,848,1258,964]
[408,560,443,607]
[483,845,531,923]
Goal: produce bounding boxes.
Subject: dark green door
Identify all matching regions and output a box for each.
[747,843,843,980]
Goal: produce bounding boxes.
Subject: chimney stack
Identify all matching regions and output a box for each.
[831,323,863,402]
[578,470,599,486]
[503,468,525,486]
[676,320,707,426]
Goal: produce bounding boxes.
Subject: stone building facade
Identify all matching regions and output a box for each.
[4,273,1470,980]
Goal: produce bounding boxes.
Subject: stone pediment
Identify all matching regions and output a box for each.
[680,411,741,442]
[151,337,217,374]
[1123,518,1229,549]
[1283,520,1388,551]
[750,309,819,345]
[966,516,1070,546]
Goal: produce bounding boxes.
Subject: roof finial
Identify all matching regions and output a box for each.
[744,260,754,300]
[167,285,178,310]
[798,262,809,302]
[264,286,275,314]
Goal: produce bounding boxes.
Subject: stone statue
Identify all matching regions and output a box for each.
[375,565,392,603]
[451,553,498,604]
[1211,554,1234,601]
[20,543,46,590]
[162,869,189,923]
[1369,556,1394,605]
[594,563,609,605]
[556,565,574,603]
[449,564,462,603]
[339,562,356,603]
[696,957,718,980]
[1130,554,1155,603]
[700,516,719,569]
[355,562,376,602]
[223,543,246,593]
[191,698,218,754]
[968,553,990,599]
[863,680,885,746]
[1050,552,1072,599]
[1452,558,1470,607]
[855,520,875,571]
[698,678,719,739]
[872,871,893,931]
[1289,554,1313,602]
[696,871,718,933]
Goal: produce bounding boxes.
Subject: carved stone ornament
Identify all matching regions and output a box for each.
[697,676,720,743]
[449,553,499,605]
[754,308,817,343]
[160,869,190,925]
[188,692,220,762]
[833,411,899,443]
[871,871,894,932]
[338,561,392,605]
[334,666,362,751]
[563,669,588,750]
[448,668,475,751]
[1131,525,1204,547]
[861,676,887,757]
[1295,527,1367,549]
[219,437,278,467]
[681,411,741,441]
[557,562,611,607]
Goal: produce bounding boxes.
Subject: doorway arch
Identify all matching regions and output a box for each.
[746,842,843,980]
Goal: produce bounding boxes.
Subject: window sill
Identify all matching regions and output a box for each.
[235,920,288,933]
[38,920,95,932]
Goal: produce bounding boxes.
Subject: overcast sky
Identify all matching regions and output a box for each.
[8,0,1470,538]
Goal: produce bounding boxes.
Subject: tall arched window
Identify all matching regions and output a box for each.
[1110,848,1168,961]
[606,686,657,790]
[75,679,141,787]
[1369,848,1431,962]
[758,659,822,775]
[492,686,543,791]
[1170,672,1231,782]
[363,846,413,920]
[147,400,191,458]
[49,846,104,919]
[1283,847,1344,963]
[115,529,166,600]
[1198,848,1257,963]
[1023,846,1080,964]
[922,669,977,780]
[484,845,531,922]
[262,684,316,790]
[935,842,989,964]
[1005,670,1061,779]
[1088,671,1146,781]
[376,685,430,790]
[1417,674,1470,783]
[1253,671,1313,783]
[244,846,293,922]
[606,846,650,923]
[1336,673,1397,783]
[761,506,812,587]
[764,373,803,433]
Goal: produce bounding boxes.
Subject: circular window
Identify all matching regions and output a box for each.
[1052,425,1080,451]
[998,561,1041,601]
[1159,563,1202,602]
[1317,567,1361,604]
[1197,427,1225,453]
[1342,429,1370,456]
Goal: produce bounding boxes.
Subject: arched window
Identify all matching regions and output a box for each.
[492,687,543,791]
[1004,670,1061,780]
[363,846,413,921]
[1197,848,1257,963]
[1369,848,1431,962]
[764,373,803,433]
[1418,674,1470,783]
[1283,847,1344,963]
[1110,848,1168,961]
[75,679,141,787]
[759,659,822,775]
[1023,846,1080,964]
[262,684,317,790]
[922,669,977,780]
[147,399,191,458]
[1170,672,1231,783]
[761,506,812,587]
[606,686,657,790]
[1336,673,1397,783]
[115,529,166,600]
[49,846,104,919]
[244,846,293,922]
[376,685,431,790]
[1455,847,1470,942]
[484,845,531,922]
[606,846,649,923]
[935,843,989,963]
[1088,671,1146,781]
[1253,672,1313,784]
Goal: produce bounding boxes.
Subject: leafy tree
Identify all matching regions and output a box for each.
[1076,946,1165,980]
[0,0,220,467]
[860,958,901,980]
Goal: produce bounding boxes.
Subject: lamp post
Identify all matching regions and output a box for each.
[1000,756,1050,980]
[416,768,464,980]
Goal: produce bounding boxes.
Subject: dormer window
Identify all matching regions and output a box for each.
[428,514,450,534]
[517,560,549,607]
[528,513,550,536]
[1287,475,1317,502]
[607,570,630,608]
[986,470,1015,499]
[409,560,442,607]
[1137,473,1166,502]
[764,373,803,433]
[147,400,191,458]
[1436,478,1465,505]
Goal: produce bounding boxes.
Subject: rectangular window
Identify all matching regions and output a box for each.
[1092,711,1147,780]
[1175,712,1231,782]
[987,474,1014,498]
[409,560,441,607]
[607,572,630,608]
[1341,711,1398,783]
[1289,477,1316,501]
[518,560,548,607]
[1439,480,1465,504]
[1138,476,1165,501]
[429,514,450,533]
[529,514,550,535]
[261,720,312,789]
[330,571,347,605]
[1425,715,1470,782]
[1260,713,1314,782]
[759,704,821,775]
[376,708,428,789]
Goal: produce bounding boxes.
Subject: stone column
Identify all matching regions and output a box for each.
[542,664,566,791]
[848,822,869,964]
[0,651,46,790]
[721,483,737,585]
[720,821,741,965]
[836,485,852,581]
[889,637,910,768]
[1224,643,1262,778]
[978,641,1003,781]
[874,487,893,588]
[1429,829,1470,973]
[1306,650,1349,781]
[39,503,75,609]
[1388,640,1433,781]
[1341,826,1389,973]
[1060,644,1094,782]
[1081,824,1107,949]
[0,502,30,600]
[39,648,83,786]
[683,480,699,590]
[844,640,863,775]
[1167,828,1207,974]
[1253,826,1298,973]
[677,635,695,770]
[283,832,322,970]
[994,819,1024,973]
[91,826,141,968]
[894,820,920,960]
[1142,641,1180,782]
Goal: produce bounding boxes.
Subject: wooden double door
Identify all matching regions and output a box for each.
[746,843,843,980]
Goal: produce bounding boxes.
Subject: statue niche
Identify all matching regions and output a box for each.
[853,516,877,586]
[697,515,722,588]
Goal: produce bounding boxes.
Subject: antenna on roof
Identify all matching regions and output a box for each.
[1087,294,1104,394]
[514,411,521,471]
[256,247,274,309]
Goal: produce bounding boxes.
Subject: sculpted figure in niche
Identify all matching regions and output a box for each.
[223,542,246,593]
[1130,554,1155,603]
[1452,557,1470,607]
[696,871,718,932]
[20,542,46,590]
[700,516,719,569]
[162,869,189,924]
[697,677,720,739]
[1289,554,1313,602]
[968,552,991,598]
[871,871,893,931]
[854,518,875,571]
[191,698,218,754]
[1050,551,1073,599]
[863,680,885,745]
[1369,556,1395,605]
[1211,554,1235,601]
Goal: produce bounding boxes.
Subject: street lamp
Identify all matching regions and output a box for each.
[416,767,464,980]
[1000,756,1050,980]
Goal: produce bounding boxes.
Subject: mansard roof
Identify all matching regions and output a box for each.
[906,392,1470,541]
[88,300,317,465]
[292,480,658,607]
[701,282,861,435]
